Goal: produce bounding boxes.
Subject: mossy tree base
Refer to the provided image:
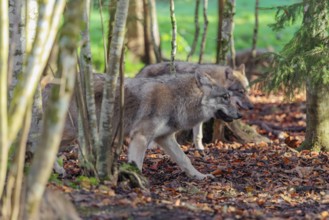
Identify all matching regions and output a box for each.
[212,119,270,144]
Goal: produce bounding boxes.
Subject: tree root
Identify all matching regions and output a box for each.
[118,163,149,190]
[213,119,271,144]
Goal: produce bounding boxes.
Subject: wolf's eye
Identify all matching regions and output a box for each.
[222,93,230,101]
[238,89,245,94]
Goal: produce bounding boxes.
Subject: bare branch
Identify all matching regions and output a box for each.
[186,0,200,62]
[198,0,208,64]
[169,0,177,74]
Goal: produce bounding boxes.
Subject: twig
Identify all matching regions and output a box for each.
[169,0,177,74]
[186,0,200,61]
[198,0,208,64]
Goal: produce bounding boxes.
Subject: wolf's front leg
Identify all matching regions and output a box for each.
[156,134,213,180]
[128,132,150,170]
[193,123,204,150]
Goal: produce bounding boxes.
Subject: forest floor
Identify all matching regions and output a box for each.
[49,89,329,220]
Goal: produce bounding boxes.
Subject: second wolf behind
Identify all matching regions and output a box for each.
[136,61,254,150]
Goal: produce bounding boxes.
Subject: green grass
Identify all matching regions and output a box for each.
[90,0,301,76]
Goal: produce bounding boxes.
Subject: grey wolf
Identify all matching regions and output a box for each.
[121,72,241,179]
[46,71,241,179]
[136,62,253,150]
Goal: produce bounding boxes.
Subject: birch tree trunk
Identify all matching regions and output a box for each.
[97,0,130,181]
[0,0,9,200]
[26,1,45,154]
[80,0,98,164]
[8,0,64,146]
[25,0,82,218]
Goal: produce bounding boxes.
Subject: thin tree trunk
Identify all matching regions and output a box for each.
[80,0,98,163]
[250,0,259,73]
[3,105,31,220]
[8,0,65,146]
[25,1,82,218]
[0,0,9,200]
[198,0,208,64]
[98,0,108,71]
[229,0,236,68]
[148,0,161,63]
[169,0,177,74]
[216,0,224,64]
[97,0,130,181]
[186,0,200,62]
[8,0,23,87]
[106,0,117,69]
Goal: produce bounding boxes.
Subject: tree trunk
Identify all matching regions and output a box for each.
[25,0,80,218]
[198,0,208,64]
[126,0,145,59]
[148,0,161,62]
[186,0,200,61]
[298,83,329,152]
[169,0,177,74]
[97,0,130,181]
[80,0,98,164]
[106,0,117,66]
[0,0,9,200]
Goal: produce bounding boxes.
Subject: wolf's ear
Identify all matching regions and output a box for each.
[225,67,234,81]
[237,64,246,75]
[195,71,214,90]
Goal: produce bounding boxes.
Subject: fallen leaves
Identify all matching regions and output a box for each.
[53,89,329,219]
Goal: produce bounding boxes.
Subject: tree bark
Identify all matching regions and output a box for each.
[25,0,81,218]
[148,0,161,62]
[126,0,144,59]
[0,0,9,200]
[186,0,200,62]
[198,0,208,64]
[299,83,329,152]
[80,0,98,164]
[98,0,130,181]
[8,0,65,146]
[169,0,177,74]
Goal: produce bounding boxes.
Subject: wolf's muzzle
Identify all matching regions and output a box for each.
[214,109,242,122]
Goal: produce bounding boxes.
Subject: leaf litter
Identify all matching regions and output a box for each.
[50,89,329,219]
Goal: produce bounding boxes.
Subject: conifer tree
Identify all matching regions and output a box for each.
[265,0,329,151]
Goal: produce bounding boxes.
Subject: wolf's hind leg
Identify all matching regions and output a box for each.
[193,123,204,150]
[128,132,150,170]
[156,134,213,180]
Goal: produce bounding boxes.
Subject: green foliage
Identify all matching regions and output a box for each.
[49,173,62,185]
[263,0,329,96]
[76,175,100,186]
[90,0,299,76]
[269,2,304,31]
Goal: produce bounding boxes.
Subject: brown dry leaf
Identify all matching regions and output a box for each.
[211,169,223,176]
[194,150,202,158]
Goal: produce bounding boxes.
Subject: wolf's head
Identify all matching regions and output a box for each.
[225,64,254,110]
[195,71,242,122]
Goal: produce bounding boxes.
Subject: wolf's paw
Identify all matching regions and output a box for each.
[194,142,205,151]
[193,173,215,180]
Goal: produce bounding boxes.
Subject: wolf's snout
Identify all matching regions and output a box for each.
[237,111,243,119]
[248,103,254,110]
